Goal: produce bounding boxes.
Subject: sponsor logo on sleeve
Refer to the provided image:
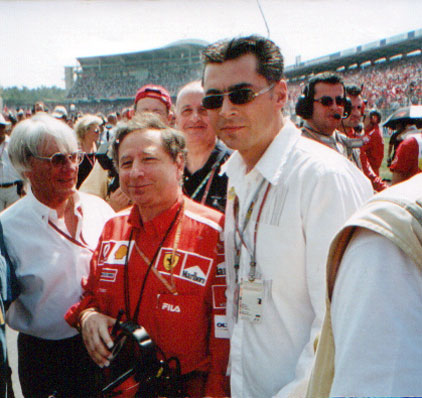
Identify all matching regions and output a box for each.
[216,262,226,277]
[98,240,131,266]
[214,315,229,339]
[99,268,118,283]
[212,285,227,309]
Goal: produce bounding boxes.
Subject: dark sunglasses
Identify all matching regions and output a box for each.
[313,96,346,107]
[33,151,84,167]
[202,84,274,110]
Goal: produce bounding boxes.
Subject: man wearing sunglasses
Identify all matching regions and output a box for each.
[296,73,357,158]
[1,114,114,397]
[202,35,373,398]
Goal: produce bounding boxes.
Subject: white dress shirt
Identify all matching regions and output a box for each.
[0,138,21,185]
[330,229,422,396]
[2,189,114,339]
[222,120,373,398]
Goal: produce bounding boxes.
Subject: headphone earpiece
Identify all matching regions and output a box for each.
[343,97,352,119]
[295,86,314,120]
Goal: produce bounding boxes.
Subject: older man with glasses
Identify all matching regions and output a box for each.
[1,113,114,397]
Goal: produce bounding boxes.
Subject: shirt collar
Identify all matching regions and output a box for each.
[27,188,83,224]
[222,120,301,186]
[127,195,184,236]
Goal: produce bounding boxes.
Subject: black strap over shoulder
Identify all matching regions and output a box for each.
[0,221,20,306]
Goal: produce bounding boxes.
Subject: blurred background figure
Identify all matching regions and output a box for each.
[74,114,102,188]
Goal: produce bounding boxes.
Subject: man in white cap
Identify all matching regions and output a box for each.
[0,115,22,210]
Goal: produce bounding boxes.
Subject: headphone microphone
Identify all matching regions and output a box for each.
[333,114,341,120]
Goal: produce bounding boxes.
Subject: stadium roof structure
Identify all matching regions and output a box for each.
[76,39,209,70]
[285,29,422,80]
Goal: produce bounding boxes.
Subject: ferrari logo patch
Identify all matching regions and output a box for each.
[163,253,180,271]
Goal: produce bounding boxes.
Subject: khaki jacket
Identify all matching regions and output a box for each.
[307,175,422,397]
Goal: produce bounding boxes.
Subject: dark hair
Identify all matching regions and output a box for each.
[111,113,187,167]
[369,109,381,123]
[345,85,363,97]
[202,35,284,83]
[306,72,344,100]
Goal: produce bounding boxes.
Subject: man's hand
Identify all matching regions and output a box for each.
[80,311,116,367]
[107,187,131,212]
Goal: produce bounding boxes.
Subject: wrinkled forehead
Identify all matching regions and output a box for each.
[37,132,77,156]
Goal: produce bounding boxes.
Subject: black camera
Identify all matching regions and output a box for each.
[102,320,184,397]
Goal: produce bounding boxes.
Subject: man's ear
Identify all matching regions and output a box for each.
[273,80,288,110]
[175,152,185,175]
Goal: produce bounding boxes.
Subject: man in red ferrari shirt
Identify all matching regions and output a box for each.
[66,114,229,397]
[390,129,422,184]
[363,110,384,176]
[339,85,387,191]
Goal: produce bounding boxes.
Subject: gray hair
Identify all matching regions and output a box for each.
[9,113,78,178]
[111,113,187,168]
[74,114,102,141]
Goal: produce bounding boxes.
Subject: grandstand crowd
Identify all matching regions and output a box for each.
[66,61,202,100]
[287,54,422,118]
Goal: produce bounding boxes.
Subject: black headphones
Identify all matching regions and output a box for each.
[295,76,352,120]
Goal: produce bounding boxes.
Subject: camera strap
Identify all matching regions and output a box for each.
[124,201,184,322]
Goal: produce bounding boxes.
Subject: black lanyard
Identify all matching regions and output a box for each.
[123,203,183,322]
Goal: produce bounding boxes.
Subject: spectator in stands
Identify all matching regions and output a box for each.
[74,114,102,188]
[390,127,422,184]
[2,113,114,397]
[175,81,230,212]
[363,109,384,176]
[34,101,46,114]
[339,85,387,191]
[51,105,68,122]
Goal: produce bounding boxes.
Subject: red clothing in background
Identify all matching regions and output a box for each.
[345,128,387,192]
[390,136,420,179]
[363,125,384,176]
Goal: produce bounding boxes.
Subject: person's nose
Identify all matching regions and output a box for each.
[219,95,237,118]
[130,159,145,178]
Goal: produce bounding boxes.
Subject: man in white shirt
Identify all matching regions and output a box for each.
[2,114,114,397]
[202,35,373,397]
[0,114,22,210]
[307,173,422,397]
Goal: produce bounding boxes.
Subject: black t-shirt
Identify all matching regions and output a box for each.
[183,141,231,213]
[77,153,96,189]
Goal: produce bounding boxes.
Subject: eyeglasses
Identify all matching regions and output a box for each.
[33,151,84,167]
[313,96,346,107]
[202,84,275,110]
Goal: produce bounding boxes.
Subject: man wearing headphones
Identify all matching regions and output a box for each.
[295,73,362,168]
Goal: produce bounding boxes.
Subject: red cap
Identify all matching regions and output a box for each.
[134,84,172,111]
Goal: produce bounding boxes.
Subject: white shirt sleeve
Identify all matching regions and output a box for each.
[330,228,422,397]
